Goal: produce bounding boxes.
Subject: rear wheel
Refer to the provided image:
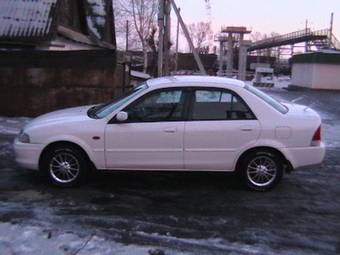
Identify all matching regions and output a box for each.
[240,150,283,191]
[41,144,89,187]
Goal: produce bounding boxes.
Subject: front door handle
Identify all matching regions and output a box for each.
[164,127,177,133]
[240,126,254,132]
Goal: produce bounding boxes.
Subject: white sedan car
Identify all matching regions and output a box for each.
[14,76,325,191]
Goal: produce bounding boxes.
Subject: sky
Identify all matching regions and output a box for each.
[173,0,340,51]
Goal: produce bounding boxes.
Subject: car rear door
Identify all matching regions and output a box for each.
[105,88,187,170]
[184,88,261,171]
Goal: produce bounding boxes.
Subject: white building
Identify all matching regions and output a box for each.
[291,51,340,90]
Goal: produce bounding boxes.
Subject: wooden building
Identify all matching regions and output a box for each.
[0,0,122,117]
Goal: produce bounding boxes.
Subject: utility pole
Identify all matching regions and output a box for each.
[305,19,308,52]
[164,0,171,75]
[158,0,206,76]
[125,20,129,52]
[175,8,180,71]
[330,12,334,48]
[158,0,164,77]
[170,0,206,75]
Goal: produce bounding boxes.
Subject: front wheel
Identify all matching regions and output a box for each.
[240,151,283,191]
[41,144,89,187]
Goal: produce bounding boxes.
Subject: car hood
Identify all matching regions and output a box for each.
[25,105,94,130]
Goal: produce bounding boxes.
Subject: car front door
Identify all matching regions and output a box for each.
[184,88,261,171]
[105,88,187,170]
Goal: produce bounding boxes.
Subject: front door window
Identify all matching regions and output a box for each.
[125,89,185,122]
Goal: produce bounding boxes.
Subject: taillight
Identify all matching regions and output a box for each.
[311,126,321,146]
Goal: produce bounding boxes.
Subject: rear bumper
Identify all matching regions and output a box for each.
[14,138,44,170]
[282,142,326,169]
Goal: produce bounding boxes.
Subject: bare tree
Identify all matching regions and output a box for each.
[204,0,211,21]
[270,32,280,38]
[186,22,213,51]
[114,0,158,72]
[251,31,280,42]
[147,26,158,76]
[251,31,265,42]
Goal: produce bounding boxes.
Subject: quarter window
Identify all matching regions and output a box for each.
[125,89,185,122]
[191,89,255,121]
[245,84,288,114]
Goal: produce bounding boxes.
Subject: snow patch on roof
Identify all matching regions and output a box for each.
[88,0,106,16]
[131,70,151,80]
[85,0,107,41]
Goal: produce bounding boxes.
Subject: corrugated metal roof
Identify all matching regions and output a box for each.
[0,0,59,42]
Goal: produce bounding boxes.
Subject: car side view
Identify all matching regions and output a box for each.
[14,76,325,191]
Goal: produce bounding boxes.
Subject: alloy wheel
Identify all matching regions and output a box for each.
[49,152,80,184]
[246,155,278,187]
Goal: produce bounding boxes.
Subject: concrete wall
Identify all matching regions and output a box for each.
[291,64,314,88]
[292,63,340,90]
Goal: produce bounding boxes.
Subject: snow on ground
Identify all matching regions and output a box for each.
[245,75,291,89]
[0,223,191,255]
[135,231,274,255]
[273,76,291,89]
[0,117,31,135]
[0,141,12,157]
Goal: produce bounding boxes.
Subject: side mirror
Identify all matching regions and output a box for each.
[116,111,128,122]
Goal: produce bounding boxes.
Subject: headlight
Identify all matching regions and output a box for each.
[18,131,30,143]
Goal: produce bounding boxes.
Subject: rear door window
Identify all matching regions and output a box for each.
[191,89,256,121]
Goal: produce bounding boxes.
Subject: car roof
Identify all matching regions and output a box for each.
[146,76,245,89]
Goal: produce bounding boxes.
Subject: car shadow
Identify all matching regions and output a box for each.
[89,170,242,191]
[5,165,292,221]
[18,170,253,213]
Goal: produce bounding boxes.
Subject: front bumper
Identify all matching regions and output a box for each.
[14,138,44,170]
[282,142,326,169]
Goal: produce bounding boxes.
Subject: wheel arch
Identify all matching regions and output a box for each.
[235,146,293,173]
[38,141,96,172]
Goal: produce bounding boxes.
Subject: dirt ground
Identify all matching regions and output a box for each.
[0,88,339,255]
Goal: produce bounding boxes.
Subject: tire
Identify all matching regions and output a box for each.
[40,144,89,187]
[240,150,284,191]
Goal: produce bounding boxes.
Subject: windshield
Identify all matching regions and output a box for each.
[92,83,148,119]
[245,85,288,114]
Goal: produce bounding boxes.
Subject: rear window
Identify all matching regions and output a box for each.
[245,85,288,114]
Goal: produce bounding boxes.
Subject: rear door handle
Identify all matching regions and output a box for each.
[164,127,177,133]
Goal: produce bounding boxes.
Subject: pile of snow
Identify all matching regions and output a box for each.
[0,117,31,135]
